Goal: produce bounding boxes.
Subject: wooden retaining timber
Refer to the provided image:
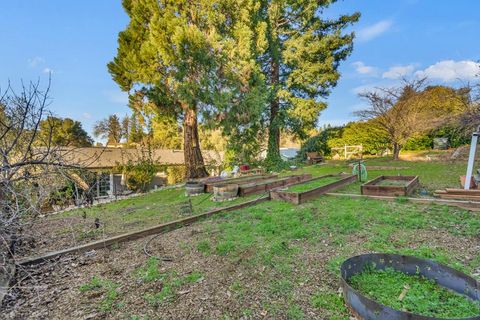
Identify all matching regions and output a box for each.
[434,188,480,201]
[238,174,312,197]
[326,192,480,211]
[18,196,270,266]
[270,174,357,205]
[361,175,419,197]
[204,174,276,193]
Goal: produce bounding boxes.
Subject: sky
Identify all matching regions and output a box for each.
[1,0,479,139]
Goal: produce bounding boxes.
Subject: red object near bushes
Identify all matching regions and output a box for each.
[240,164,250,171]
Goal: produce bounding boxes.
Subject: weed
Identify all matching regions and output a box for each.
[286,304,304,320]
[140,264,204,305]
[79,276,120,312]
[311,291,349,319]
[196,239,211,255]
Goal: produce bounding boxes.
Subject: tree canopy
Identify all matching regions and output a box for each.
[93,114,123,145]
[257,1,360,166]
[38,116,93,147]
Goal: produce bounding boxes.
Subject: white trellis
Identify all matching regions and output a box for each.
[331,144,363,160]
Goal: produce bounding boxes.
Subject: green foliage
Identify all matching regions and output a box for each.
[262,1,360,161]
[403,134,433,150]
[38,116,93,147]
[404,123,471,151]
[349,267,480,318]
[311,291,349,319]
[298,127,343,160]
[79,276,121,312]
[116,159,157,192]
[49,181,75,206]
[328,120,390,155]
[263,156,291,172]
[166,166,186,185]
[137,260,203,305]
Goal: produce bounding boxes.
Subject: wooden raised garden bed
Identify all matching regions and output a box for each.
[204,174,277,193]
[270,174,357,205]
[361,175,419,197]
[238,174,312,197]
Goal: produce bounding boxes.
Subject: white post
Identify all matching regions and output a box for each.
[109,173,114,197]
[465,128,480,190]
[344,145,347,160]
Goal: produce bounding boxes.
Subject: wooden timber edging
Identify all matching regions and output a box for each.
[238,174,312,197]
[325,192,480,211]
[18,196,270,266]
[434,188,480,201]
[204,174,276,193]
[361,175,419,197]
[270,174,357,205]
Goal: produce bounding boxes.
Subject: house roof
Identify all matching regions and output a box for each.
[57,147,224,169]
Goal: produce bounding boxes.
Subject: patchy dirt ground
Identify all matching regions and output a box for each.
[3,197,479,320]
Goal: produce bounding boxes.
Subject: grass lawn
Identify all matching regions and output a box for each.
[22,188,264,257]
[23,156,478,257]
[292,155,479,195]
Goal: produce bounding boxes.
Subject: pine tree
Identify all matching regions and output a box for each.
[257,1,360,165]
[108,0,229,178]
[93,114,123,145]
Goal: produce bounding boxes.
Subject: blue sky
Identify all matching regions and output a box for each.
[1,0,479,139]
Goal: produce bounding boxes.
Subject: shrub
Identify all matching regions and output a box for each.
[116,159,156,192]
[166,166,186,185]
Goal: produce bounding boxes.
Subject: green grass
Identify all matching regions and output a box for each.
[136,257,204,305]
[285,176,340,193]
[287,156,480,195]
[188,193,479,317]
[348,267,480,318]
[79,276,121,312]
[311,291,350,320]
[41,188,263,248]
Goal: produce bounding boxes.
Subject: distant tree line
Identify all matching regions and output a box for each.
[300,81,479,160]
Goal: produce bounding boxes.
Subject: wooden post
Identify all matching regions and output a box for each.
[344,145,347,160]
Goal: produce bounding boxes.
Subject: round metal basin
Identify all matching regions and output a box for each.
[340,253,480,320]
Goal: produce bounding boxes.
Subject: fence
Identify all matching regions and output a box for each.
[331,144,363,160]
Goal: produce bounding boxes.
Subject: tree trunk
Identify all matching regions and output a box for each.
[393,142,401,161]
[266,59,281,163]
[183,107,208,179]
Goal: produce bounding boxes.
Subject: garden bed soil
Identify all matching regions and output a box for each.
[238,174,312,196]
[361,175,419,197]
[270,174,357,205]
[204,174,276,192]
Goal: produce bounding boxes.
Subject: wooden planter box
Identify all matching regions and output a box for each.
[270,174,357,205]
[238,174,312,197]
[204,174,277,193]
[361,175,419,197]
